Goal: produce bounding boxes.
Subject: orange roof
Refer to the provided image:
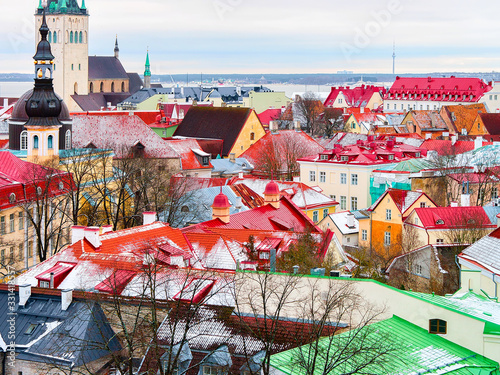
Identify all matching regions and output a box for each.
[441,104,487,133]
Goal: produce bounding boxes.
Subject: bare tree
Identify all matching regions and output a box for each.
[315,108,346,138]
[294,93,324,134]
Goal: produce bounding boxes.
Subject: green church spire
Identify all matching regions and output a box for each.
[81,0,86,10]
[38,0,43,10]
[60,0,68,13]
[144,50,151,77]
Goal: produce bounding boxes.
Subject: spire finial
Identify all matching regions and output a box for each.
[114,35,119,58]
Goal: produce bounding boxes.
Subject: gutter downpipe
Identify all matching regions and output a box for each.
[455,255,461,291]
[494,273,498,299]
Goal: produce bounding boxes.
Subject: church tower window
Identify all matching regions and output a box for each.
[79,31,83,43]
[111,82,115,92]
[70,31,73,43]
[100,82,104,92]
[89,82,93,93]
[48,31,52,43]
[65,130,72,150]
[121,82,125,92]
[33,136,39,150]
[48,135,54,149]
[53,31,57,43]
[20,131,28,150]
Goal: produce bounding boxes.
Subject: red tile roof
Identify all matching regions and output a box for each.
[419,139,491,156]
[0,140,8,150]
[410,207,495,230]
[94,269,137,294]
[164,139,213,170]
[72,114,180,159]
[240,130,324,172]
[478,113,500,135]
[257,108,282,125]
[385,77,492,103]
[324,85,386,108]
[299,137,426,166]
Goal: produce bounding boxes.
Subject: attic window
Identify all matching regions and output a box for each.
[202,156,209,166]
[9,193,16,204]
[415,152,421,157]
[436,219,445,225]
[340,156,349,162]
[388,155,394,160]
[25,324,38,335]
[181,205,190,213]
[467,219,475,225]
[429,319,447,334]
[320,155,329,160]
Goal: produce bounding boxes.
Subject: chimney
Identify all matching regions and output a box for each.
[425,133,432,140]
[143,212,157,225]
[50,272,55,288]
[61,289,73,311]
[451,201,458,207]
[347,213,355,228]
[3,98,8,108]
[269,121,277,133]
[71,226,86,245]
[451,135,457,145]
[461,194,470,207]
[107,102,112,109]
[101,225,113,234]
[19,284,31,307]
[238,172,244,179]
[360,107,365,113]
[229,153,236,163]
[474,136,484,150]
[84,227,101,248]
[235,196,243,210]
[294,120,301,132]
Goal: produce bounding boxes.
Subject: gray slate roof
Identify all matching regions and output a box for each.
[89,56,129,80]
[210,158,254,176]
[0,290,121,368]
[460,231,500,274]
[483,206,500,225]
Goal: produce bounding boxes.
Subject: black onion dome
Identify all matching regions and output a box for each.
[33,9,54,62]
[11,89,70,122]
[25,81,63,127]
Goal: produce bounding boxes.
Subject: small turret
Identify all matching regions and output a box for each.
[264,180,280,209]
[212,187,231,223]
[144,50,151,89]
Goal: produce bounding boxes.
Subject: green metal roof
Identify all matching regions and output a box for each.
[270,315,500,375]
[402,291,500,335]
[374,158,434,173]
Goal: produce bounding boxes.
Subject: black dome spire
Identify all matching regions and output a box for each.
[25,5,62,127]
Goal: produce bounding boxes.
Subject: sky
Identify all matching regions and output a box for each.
[2,0,500,76]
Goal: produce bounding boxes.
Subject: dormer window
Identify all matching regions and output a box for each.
[388,154,394,160]
[202,156,209,166]
[48,100,56,108]
[436,219,444,225]
[320,154,329,161]
[341,156,349,162]
[9,193,16,204]
[415,152,421,157]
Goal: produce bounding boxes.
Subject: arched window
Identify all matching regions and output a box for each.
[74,82,78,95]
[111,82,115,92]
[9,193,16,204]
[70,31,73,43]
[84,31,87,43]
[20,131,28,150]
[429,319,447,334]
[53,31,57,44]
[121,82,125,92]
[48,135,53,149]
[33,135,39,149]
[66,30,69,43]
[75,32,78,44]
[250,132,255,141]
[48,31,52,43]
[79,31,83,43]
[65,130,71,150]
[100,82,104,92]
[89,82,93,93]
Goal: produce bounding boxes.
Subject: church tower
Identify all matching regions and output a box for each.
[144,51,151,89]
[26,3,64,163]
[35,0,89,110]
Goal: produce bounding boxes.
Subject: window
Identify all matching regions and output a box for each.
[33,135,39,149]
[362,229,368,241]
[121,82,125,92]
[25,324,38,335]
[384,231,391,246]
[340,173,347,184]
[202,156,209,166]
[386,209,392,220]
[320,171,326,183]
[111,82,115,92]
[323,208,329,219]
[250,132,255,141]
[414,217,419,225]
[429,319,447,334]
[89,82,94,93]
[259,252,270,260]
[415,264,423,275]
[493,188,498,199]
[65,130,72,150]
[9,214,15,233]
[18,243,24,260]
[48,31,52,43]
[351,197,358,211]
[70,31,73,43]
[309,171,316,182]
[71,63,74,71]
[0,216,5,235]
[313,211,319,222]
[341,156,349,162]
[79,31,83,43]
[436,239,444,244]
[19,212,23,231]
[436,219,444,225]
[48,135,53,149]
[100,82,104,92]
[351,122,356,129]
[351,174,358,185]
[388,154,394,160]
[340,196,346,210]
[28,241,33,258]
[203,366,218,375]
[9,247,14,263]
[420,202,426,208]
[53,31,57,43]
[9,193,16,204]
[0,249,4,263]
[320,154,328,161]
[20,131,28,150]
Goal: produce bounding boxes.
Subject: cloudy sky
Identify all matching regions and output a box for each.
[2,0,500,75]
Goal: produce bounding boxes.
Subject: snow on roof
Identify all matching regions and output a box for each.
[459,228,500,275]
[72,114,180,159]
[328,212,359,235]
